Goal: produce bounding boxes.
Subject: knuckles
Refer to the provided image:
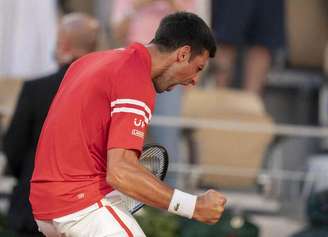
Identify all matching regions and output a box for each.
[197,189,227,225]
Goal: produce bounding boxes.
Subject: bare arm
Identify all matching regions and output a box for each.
[106,148,173,210]
[106,148,226,224]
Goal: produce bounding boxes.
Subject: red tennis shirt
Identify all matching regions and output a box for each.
[30,43,156,220]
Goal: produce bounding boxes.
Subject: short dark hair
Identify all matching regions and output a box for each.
[151,11,217,58]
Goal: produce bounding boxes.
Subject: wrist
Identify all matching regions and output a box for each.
[168,189,197,219]
[192,195,204,220]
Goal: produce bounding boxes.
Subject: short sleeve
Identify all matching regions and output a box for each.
[107,57,154,153]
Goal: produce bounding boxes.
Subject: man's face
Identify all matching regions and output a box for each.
[153,48,209,93]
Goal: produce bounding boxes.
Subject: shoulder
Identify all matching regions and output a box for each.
[114,44,151,78]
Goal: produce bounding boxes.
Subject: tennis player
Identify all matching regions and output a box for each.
[30,11,226,237]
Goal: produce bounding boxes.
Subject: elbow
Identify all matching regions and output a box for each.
[106,148,139,190]
[106,167,125,189]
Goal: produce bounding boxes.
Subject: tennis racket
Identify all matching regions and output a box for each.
[121,144,169,214]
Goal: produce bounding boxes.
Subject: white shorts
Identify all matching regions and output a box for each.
[35,191,146,237]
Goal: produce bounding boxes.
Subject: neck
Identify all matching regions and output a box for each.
[145,44,174,79]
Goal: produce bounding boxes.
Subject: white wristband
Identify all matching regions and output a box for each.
[168,189,197,219]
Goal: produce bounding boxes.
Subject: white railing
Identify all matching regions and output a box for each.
[150,115,328,199]
[151,116,328,138]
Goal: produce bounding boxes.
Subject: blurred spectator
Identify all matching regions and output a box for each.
[3,13,99,236]
[110,0,196,185]
[212,0,285,94]
[94,0,114,49]
[0,0,58,79]
[110,0,195,46]
[291,189,328,237]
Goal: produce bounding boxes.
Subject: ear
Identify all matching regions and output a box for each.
[177,45,191,63]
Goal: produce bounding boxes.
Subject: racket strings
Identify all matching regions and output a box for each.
[123,145,168,213]
[140,147,166,178]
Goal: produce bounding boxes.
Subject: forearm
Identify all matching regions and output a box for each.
[106,149,226,224]
[107,149,173,210]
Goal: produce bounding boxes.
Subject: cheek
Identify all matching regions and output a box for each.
[181,66,196,80]
[176,65,192,78]
[169,64,194,81]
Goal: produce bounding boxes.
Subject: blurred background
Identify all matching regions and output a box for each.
[1,0,328,236]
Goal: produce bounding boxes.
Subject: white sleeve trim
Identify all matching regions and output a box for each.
[111,107,149,124]
[111,99,152,120]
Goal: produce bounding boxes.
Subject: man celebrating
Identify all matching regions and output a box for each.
[30,12,226,236]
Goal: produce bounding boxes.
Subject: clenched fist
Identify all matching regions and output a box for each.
[192,189,226,224]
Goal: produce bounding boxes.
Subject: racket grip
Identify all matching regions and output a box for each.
[168,189,197,219]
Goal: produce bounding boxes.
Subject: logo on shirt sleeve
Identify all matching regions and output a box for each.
[134,118,145,128]
[110,99,151,139]
[132,129,144,138]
